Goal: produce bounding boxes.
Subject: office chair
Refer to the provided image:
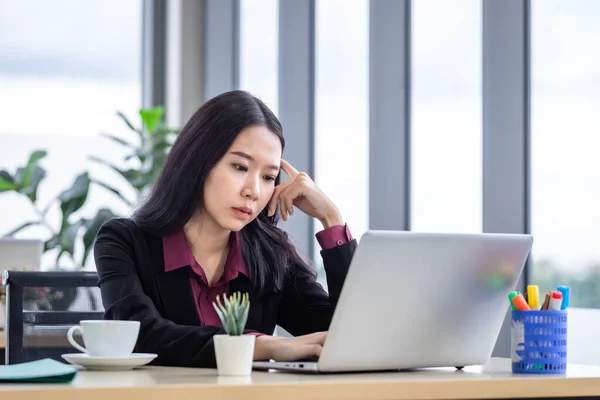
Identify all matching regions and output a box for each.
[2,270,104,365]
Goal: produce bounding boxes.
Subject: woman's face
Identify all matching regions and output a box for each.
[203,125,282,232]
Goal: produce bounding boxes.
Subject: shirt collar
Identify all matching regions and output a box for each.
[162,229,248,279]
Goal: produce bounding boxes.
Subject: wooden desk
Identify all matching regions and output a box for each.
[1,358,600,399]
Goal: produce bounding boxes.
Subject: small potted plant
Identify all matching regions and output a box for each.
[212,291,254,376]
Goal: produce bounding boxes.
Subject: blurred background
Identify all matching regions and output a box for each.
[1,0,599,363]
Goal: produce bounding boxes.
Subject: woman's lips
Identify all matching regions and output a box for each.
[232,207,251,219]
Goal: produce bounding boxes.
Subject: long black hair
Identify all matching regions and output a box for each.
[132,90,315,295]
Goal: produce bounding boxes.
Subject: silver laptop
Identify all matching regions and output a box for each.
[253,230,533,373]
[0,238,43,275]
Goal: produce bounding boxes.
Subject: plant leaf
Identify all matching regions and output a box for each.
[216,294,224,311]
[227,318,238,336]
[90,179,133,207]
[237,308,249,333]
[20,165,46,202]
[139,106,164,135]
[116,111,144,140]
[45,235,60,252]
[152,126,179,140]
[2,221,40,237]
[0,170,13,182]
[14,167,25,188]
[0,170,16,192]
[100,132,137,148]
[237,294,250,333]
[55,249,65,265]
[81,208,116,266]
[20,150,47,188]
[124,149,147,163]
[124,141,170,163]
[0,175,17,191]
[41,196,58,216]
[58,173,90,220]
[88,156,146,192]
[135,174,155,192]
[60,219,87,257]
[213,302,226,325]
[89,155,124,172]
[225,296,233,316]
[234,299,245,321]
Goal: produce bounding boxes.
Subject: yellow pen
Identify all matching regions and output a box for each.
[527,285,540,310]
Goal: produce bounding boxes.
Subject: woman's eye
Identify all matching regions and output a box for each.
[264,176,276,182]
[234,164,248,172]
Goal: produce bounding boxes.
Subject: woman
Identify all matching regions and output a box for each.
[94,90,356,368]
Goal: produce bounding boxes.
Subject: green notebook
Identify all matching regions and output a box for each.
[0,359,78,383]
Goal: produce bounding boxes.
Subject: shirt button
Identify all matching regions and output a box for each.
[337,240,343,245]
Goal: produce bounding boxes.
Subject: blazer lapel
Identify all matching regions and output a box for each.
[147,233,200,326]
[154,267,200,326]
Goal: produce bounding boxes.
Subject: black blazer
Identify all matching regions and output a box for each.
[93,218,357,367]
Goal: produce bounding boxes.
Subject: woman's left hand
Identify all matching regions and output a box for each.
[267,160,343,228]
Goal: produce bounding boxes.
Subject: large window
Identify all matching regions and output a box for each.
[0,0,142,269]
[530,0,600,308]
[315,0,369,265]
[411,0,482,233]
[239,0,279,114]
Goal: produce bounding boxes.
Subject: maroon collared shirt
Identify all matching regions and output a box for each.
[162,225,353,327]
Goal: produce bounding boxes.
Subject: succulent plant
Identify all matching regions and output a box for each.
[213,292,250,336]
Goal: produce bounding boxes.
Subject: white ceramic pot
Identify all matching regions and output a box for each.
[213,334,255,376]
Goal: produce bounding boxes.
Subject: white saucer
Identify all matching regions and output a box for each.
[61,353,158,370]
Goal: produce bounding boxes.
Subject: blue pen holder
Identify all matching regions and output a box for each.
[511,310,567,374]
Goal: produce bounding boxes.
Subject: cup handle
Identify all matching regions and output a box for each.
[67,326,87,353]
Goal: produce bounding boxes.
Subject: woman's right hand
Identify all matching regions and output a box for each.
[253,332,327,361]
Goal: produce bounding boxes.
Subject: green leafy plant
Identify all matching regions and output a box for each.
[213,292,250,336]
[0,151,113,268]
[0,106,179,270]
[90,106,179,205]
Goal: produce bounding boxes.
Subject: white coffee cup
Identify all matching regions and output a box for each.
[67,320,140,357]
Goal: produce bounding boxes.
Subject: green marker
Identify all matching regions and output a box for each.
[508,291,520,310]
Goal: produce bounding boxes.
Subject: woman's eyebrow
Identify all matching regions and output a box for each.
[229,151,280,171]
